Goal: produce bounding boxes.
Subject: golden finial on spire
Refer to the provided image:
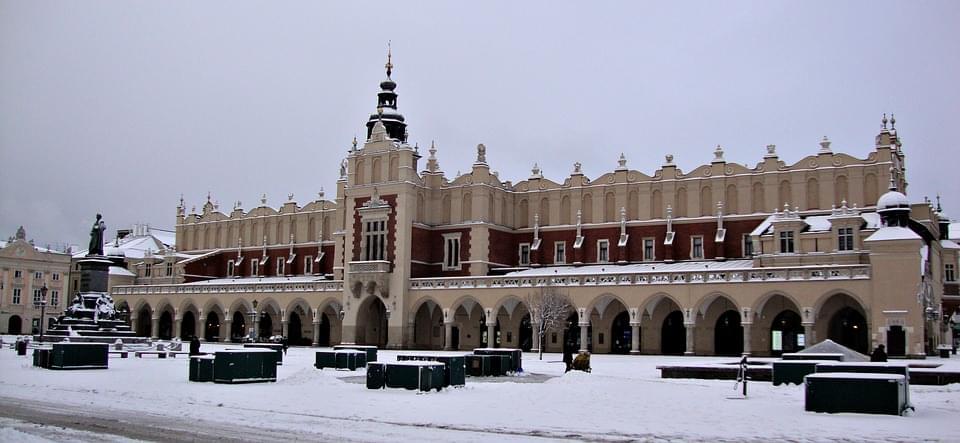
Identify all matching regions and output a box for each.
[385,41,393,78]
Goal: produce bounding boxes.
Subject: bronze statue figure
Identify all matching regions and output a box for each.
[88,213,106,256]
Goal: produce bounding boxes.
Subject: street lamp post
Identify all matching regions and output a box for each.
[38,283,48,343]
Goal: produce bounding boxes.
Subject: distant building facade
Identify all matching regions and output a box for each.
[0,227,71,335]
[113,59,956,357]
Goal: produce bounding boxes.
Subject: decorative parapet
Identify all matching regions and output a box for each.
[112,280,343,296]
[348,260,391,274]
[409,265,870,290]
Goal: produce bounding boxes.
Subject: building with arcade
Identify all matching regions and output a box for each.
[111,56,958,358]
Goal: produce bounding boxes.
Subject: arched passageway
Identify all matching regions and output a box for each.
[7,315,22,334]
[413,302,444,350]
[259,312,274,339]
[231,312,246,342]
[135,306,152,337]
[181,311,196,339]
[828,307,868,354]
[770,310,803,355]
[519,313,533,352]
[317,313,331,346]
[611,311,632,354]
[289,312,304,345]
[564,313,590,351]
[205,312,221,342]
[714,310,743,356]
[661,311,685,355]
[356,297,387,347]
[158,311,173,340]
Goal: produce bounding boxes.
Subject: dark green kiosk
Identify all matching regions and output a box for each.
[805,373,908,415]
[243,343,284,365]
[315,349,367,370]
[34,343,108,370]
[396,354,466,387]
[385,361,446,392]
[333,345,377,363]
[187,349,277,384]
[473,348,522,372]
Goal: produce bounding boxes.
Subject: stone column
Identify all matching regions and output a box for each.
[486,322,497,348]
[252,314,260,340]
[150,314,160,340]
[282,319,289,338]
[742,323,753,356]
[630,324,641,355]
[174,317,182,340]
[579,323,589,352]
[684,324,695,355]
[198,315,207,342]
[444,321,454,350]
[312,318,321,347]
[223,318,232,343]
[803,322,815,347]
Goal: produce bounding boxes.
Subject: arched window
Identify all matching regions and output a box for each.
[835,175,849,206]
[560,195,571,225]
[462,192,473,222]
[751,182,765,213]
[779,180,792,209]
[806,178,819,210]
[389,156,399,181]
[517,199,529,228]
[675,188,687,217]
[371,158,382,183]
[864,173,878,206]
[725,184,738,214]
[441,195,452,224]
[628,190,639,220]
[651,189,663,219]
[539,197,550,225]
[700,186,712,217]
[581,194,593,223]
[604,192,616,222]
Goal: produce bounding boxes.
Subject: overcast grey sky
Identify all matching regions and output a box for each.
[1,1,958,249]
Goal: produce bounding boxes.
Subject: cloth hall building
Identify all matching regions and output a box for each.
[112,59,958,359]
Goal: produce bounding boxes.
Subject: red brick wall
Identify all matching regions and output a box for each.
[410,226,471,278]
[182,244,333,282]
[488,229,529,268]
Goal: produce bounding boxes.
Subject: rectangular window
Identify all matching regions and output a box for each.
[52,273,60,281]
[165,263,173,277]
[743,234,754,257]
[13,288,21,304]
[251,258,260,276]
[691,236,704,259]
[144,265,151,277]
[518,243,531,266]
[364,219,387,261]
[554,241,566,264]
[227,260,235,277]
[51,290,59,307]
[34,271,42,280]
[33,288,42,305]
[779,231,795,253]
[643,238,655,261]
[597,239,610,263]
[837,227,854,251]
[443,234,461,270]
[276,259,285,276]
[304,256,314,274]
[14,270,22,279]
[946,264,957,282]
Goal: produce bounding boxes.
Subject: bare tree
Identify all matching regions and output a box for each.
[525,286,573,360]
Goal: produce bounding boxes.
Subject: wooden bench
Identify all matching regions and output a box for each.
[108,351,129,358]
[135,351,168,359]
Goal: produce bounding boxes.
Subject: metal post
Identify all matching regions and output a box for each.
[38,283,48,343]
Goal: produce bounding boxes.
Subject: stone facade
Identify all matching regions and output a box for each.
[112,61,956,358]
[0,227,72,335]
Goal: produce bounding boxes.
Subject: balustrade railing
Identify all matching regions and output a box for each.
[409,264,870,290]
[112,280,343,296]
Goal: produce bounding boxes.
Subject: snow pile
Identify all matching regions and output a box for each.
[799,339,870,362]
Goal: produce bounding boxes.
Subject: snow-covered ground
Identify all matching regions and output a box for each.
[1,338,958,442]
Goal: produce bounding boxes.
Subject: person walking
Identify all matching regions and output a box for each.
[189,336,201,356]
[870,344,888,362]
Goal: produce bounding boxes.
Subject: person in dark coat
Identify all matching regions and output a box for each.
[562,341,574,372]
[870,344,887,362]
[189,336,201,356]
[281,336,289,355]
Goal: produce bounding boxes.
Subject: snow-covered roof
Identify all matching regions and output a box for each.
[505,259,755,277]
[941,239,960,250]
[73,228,182,260]
[950,222,960,241]
[877,190,910,210]
[864,227,921,242]
[108,266,136,277]
[185,276,325,285]
[750,211,881,237]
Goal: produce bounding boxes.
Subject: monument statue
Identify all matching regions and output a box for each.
[88,214,106,256]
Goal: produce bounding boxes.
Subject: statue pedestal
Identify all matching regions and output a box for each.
[78,256,112,293]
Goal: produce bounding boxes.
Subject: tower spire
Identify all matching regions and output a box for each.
[385,41,393,78]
